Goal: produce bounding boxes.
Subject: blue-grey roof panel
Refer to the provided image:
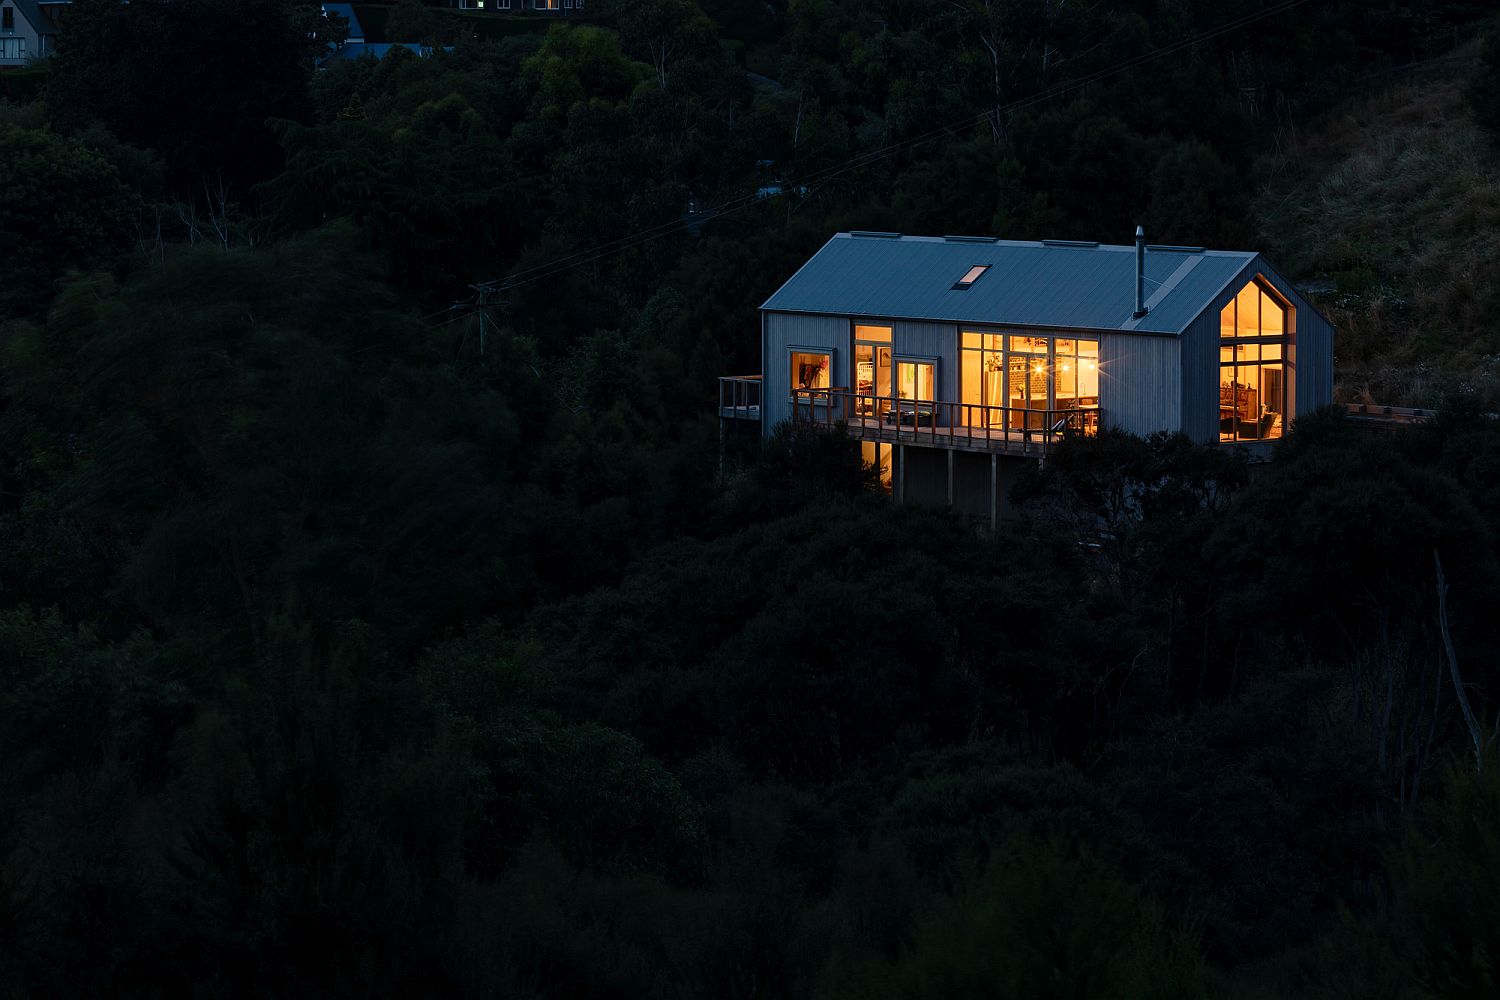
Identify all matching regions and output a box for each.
[760,233,1258,335]
[12,0,60,33]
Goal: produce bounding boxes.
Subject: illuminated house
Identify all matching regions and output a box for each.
[451,1,585,12]
[718,229,1334,517]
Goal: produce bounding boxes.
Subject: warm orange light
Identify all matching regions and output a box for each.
[1060,363,1071,372]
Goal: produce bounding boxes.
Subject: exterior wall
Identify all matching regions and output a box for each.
[457,1,582,11]
[1253,260,1334,421]
[0,1,46,66]
[1180,257,1336,443]
[1098,332,1181,437]
[762,311,850,434]
[1179,301,1224,444]
[893,319,958,413]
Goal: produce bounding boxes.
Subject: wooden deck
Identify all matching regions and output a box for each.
[792,389,1098,458]
[718,376,762,421]
[834,415,1085,456]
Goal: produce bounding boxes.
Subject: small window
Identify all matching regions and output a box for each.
[2,8,13,32]
[790,351,831,393]
[953,265,989,289]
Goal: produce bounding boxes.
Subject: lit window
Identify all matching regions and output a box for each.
[1218,279,1290,442]
[896,360,935,401]
[790,351,831,393]
[953,265,989,290]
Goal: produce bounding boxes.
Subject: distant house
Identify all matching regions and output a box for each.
[718,229,1335,518]
[451,0,585,12]
[318,2,432,66]
[0,0,68,67]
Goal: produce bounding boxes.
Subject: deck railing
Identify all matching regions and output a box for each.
[718,375,763,420]
[792,387,1099,457]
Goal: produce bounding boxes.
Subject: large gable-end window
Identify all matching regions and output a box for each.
[1219,279,1289,441]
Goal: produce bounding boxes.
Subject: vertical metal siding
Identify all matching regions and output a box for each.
[761,312,851,434]
[1245,258,1335,422]
[1099,333,1181,436]
[1293,303,1335,419]
[1179,307,1222,443]
[1179,257,1336,444]
[893,320,959,403]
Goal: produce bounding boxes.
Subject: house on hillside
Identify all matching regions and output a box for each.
[319,3,432,65]
[0,0,68,67]
[718,229,1335,520]
[451,0,585,12]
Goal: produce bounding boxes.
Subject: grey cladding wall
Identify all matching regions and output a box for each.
[1099,333,1180,436]
[762,312,849,432]
[894,320,958,404]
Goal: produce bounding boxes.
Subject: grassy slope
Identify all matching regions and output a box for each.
[1256,48,1500,407]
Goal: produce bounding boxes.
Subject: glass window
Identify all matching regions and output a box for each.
[1260,290,1284,336]
[954,265,989,288]
[897,360,935,401]
[860,441,893,489]
[1218,279,1290,441]
[1052,338,1100,408]
[1009,335,1049,354]
[854,324,892,343]
[790,351,830,392]
[1221,279,1290,338]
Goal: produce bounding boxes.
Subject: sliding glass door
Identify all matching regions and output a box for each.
[852,324,893,421]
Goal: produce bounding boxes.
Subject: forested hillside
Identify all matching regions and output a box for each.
[3,1,1500,996]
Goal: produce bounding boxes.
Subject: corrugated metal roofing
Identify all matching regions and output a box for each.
[761,233,1261,336]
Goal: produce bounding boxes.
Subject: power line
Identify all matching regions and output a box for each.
[458,0,1309,306]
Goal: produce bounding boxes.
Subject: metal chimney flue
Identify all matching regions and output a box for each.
[1133,226,1148,319]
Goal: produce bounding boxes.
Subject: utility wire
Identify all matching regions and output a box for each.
[458,0,1309,306]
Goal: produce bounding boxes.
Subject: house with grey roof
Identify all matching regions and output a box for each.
[0,0,68,67]
[318,3,432,66]
[718,229,1335,516]
[451,1,585,12]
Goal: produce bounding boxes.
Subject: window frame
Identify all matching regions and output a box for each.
[1217,277,1291,442]
[952,264,990,290]
[787,346,834,403]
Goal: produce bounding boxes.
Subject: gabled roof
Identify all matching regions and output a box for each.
[9,0,61,34]
[761,232,1274,336]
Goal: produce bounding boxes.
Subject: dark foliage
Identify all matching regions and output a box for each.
[2,1,1499,996]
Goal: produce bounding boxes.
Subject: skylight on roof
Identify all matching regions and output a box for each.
[953,265,989,290]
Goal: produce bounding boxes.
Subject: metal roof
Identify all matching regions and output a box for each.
[10,0,60,34]
[761,233,1265,335]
